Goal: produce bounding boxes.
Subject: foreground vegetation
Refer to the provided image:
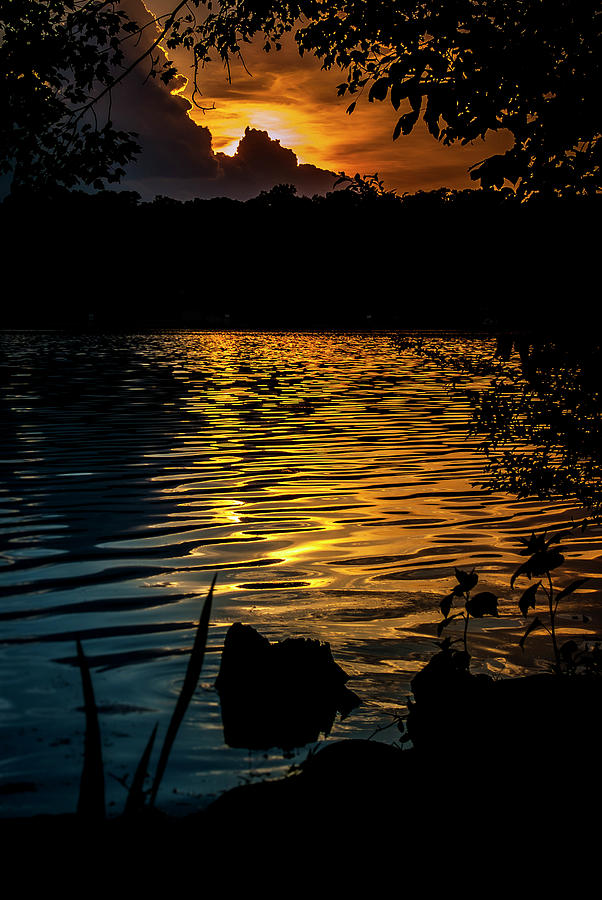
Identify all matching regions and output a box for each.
[2,329,601,858]
[2,517,600,847]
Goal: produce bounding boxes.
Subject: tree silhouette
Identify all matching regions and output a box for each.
[4,1,598,197]
[470,337,602,519]
[167,0,600,200]
[1,1,146,190]
[399,334,602,519]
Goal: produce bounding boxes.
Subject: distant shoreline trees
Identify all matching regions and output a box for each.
[2,184,599,329]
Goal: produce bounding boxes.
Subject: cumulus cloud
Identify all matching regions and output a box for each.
[214,128,337,199]
[104,0,337,199]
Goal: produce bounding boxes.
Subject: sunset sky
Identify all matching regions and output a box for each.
[111,0,513,200]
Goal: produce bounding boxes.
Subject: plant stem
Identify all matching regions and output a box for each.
[547,571,560,670]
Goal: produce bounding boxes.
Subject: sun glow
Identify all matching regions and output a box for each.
[144,0,514,193]
[193,106,310,163]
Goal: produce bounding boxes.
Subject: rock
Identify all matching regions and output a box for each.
[407,644,602,783]
[215,623,360,751]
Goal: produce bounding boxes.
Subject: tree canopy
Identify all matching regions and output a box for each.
[173,0,601,199]
[2,0,599,196]
[0,0,145,190]
[400,334,602,520]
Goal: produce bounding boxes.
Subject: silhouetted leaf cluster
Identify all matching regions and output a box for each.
[164,0,601,199]
[509,529,591,669]
[1,1,146,190]
[402,335,602,519]
[435,527,594,673]
[511,548,565,588]
[470,340,602,518]
[438,567,499,655]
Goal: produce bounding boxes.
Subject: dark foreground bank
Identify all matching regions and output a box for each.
[3,665,601,860]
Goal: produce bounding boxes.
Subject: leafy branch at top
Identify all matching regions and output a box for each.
[5,0,599,196]
[169,0,601,200]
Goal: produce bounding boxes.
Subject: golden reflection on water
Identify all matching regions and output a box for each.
[1,330,602,816]
[123,331,602,609]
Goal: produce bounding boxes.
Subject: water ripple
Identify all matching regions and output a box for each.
[1,330,600,816]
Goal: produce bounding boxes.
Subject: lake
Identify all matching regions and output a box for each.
[1,330,600,817]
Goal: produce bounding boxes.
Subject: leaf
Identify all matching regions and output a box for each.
[454,567,479,593]
[425,114,440,139]
[149,575,216,807]
[368,77,389,102]
[518,581,541,617]
[408,92,422,112]
[390,76,417,110]
[511,549,565,588]
[390,85,403,111]
[518,530,566,557]
[437,613,461,637]
[76,638,106,821]
[466,592,499,618]
[518,532,546,556]
[468,152,514,189]
[390,83,405,110]
[511,562,528,589]
[124,723,158,817]
[393,109,420,138]
[440,592,454,619]
[519,616,545,650]
[545,530,569,548]
[346,101,356,115]
[535,548,565,574]
[555,578,588,604]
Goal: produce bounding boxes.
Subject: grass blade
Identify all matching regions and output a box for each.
[124,722,158,817]
[149,575,216,807]
[76,637,106,821]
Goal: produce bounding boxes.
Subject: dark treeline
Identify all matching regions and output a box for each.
[2,184,599,331]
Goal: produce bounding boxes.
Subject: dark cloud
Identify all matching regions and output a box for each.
[104,0,337,200]
[111,73,217,181]
[214,128,337,199]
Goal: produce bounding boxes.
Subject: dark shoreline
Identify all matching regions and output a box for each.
[3,669,601,841]
[2,188,598,333]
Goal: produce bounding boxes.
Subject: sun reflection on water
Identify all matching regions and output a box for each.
[1,330,601,816]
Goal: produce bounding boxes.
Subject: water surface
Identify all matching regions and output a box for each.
[1,331,600,816]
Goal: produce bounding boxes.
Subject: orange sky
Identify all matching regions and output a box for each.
[145,2,513,195]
